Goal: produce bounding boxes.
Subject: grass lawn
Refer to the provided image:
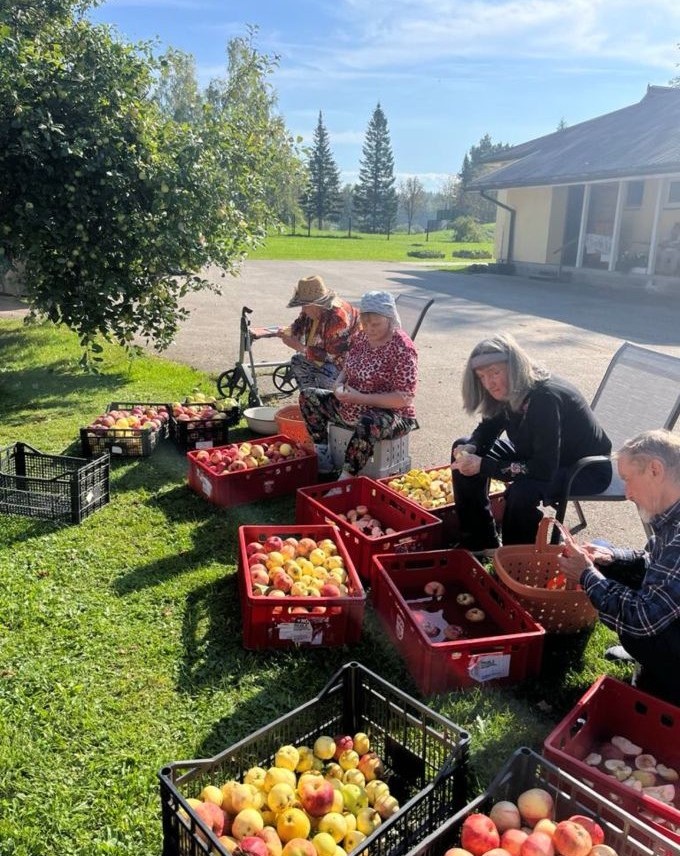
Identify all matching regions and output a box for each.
[247,227,494,264]
[0,317,629,856]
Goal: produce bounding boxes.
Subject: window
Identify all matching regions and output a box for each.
[625,180,644,207]
[667,181,680,207]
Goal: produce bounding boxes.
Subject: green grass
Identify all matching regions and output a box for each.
[0,318,629,856]
[247,227,494,263]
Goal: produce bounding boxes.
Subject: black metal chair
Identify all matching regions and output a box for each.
[552,341,680,534]
[394,293,434,341]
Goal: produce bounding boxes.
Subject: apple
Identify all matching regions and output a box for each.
[334,735,354,759]
[567,816,604,847]
[500,828,529,856]
[274,744,300,772]
[265,535,284,552]
[281,840,316,856]
[533,819,556,837]
[365,779,389,805]
[298,775,335,817]
[355,806,382,835]
[342,768,366,788]
[443,850,475,856]
[256,827,284,856]
[264,766,297,792]
[218,835,240,854]
[231,807,264,840]
[320,582,342,598]
[313,735,337,761]
[250,565,270,586]
[340,782,368,815]
[353,732,370,755]
[490,800,521,833]
[519,830,554,856]
[551,821,592,856]
[517,788,554,826]
[267,782,297,813]
[236,836,270,856]
[276,808,311,843]
[246,541,265,556]
[229,459,248,471]
[195,800,226,837]
[373,792,399,819]
[357,751,384,782]
[338,748,360,771]
[461,813,501,856]
[317,811,349,844]
[200,784,224,807]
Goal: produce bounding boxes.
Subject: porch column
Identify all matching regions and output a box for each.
[575,184,591,268]
[647,178,665,275]
[608,181,625,271]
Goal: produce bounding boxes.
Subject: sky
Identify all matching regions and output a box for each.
[89,0,680,192]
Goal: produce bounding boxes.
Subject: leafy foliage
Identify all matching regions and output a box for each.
[300,111,341,230]
[353,103,398,234]
[456,133,512,222]
[0,7,300,362]
[398,176,426,235]
[451,216,484,243]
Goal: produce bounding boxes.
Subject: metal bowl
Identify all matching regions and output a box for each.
[243,406,279,435]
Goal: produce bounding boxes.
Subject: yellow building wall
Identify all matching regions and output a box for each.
[495,187,554,263]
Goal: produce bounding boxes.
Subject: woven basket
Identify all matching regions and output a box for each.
[492,517,598,634]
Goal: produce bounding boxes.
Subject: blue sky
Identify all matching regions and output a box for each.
[89,0,680,191]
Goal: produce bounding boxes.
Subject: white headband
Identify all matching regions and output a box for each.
[470,352,509,370]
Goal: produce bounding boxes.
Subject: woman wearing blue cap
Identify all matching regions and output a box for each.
[299,290,418,478]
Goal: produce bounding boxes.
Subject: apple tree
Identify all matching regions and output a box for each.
[0,3,300,362]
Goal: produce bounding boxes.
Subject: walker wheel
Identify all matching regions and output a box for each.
[216,369,247,400]
[272,363,298,394]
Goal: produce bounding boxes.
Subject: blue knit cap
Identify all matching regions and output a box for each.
[359,291,401,325]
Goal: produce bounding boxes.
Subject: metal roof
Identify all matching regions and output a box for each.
[467,86,680,191]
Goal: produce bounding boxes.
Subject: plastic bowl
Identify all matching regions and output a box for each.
[243,406,279,435]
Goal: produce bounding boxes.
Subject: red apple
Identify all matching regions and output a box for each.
[228,460,248,472]
[567,816,604,847]
[501,828,529,856]
[195,800,225,837]
[551,821,592,856]
[357,752,384,782]
[333,735,354,760]
[519,830,554,856]
[297,777,335,817]
[264,535,284,553]
[461,813,501,856]
[517,788,554,826]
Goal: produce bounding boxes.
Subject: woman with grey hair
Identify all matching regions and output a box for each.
[451,333,612,551]
[299,290,418,478]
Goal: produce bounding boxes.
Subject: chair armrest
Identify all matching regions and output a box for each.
[556,454,611,505]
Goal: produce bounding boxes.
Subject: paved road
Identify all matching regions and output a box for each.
[3,262,679,542]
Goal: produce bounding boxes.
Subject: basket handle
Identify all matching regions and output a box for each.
[535,516,575,551]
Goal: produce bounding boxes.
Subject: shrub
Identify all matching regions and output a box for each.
[452,249,493,259]
[407,249,445,259]
[450,216,483,242]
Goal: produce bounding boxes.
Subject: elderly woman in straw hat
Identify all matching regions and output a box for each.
[299,290,418,479]
[276,274,360,390]
[451,332,612,554]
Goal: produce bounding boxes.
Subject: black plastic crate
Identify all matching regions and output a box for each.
[159,661,470,856]
[0,442,110,524]
[168,403,241,452]
[80,401,171,458]
[405,747,677,856]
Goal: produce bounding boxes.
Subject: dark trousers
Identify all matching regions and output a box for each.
[602,560,680,707]
[451,437,612,549]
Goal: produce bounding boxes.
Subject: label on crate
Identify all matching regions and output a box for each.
[278,620,316,644]
[197,470,213,498]
[195,440,214,450]
[111,445,123,455]
[467,653,511,683]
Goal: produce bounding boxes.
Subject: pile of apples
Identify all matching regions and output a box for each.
[85,404,169,435]
[385,468,454,510]
[181,733,399,856]
[583,734,678,809]
[334,505,396,538]
[447,787,618,856]
[194,439,310,474]
[172,391,239,426]
[245,534,352,601]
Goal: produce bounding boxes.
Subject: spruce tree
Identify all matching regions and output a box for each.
[301,111,342,229]
[353,103,398,234]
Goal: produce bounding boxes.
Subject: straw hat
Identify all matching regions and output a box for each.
[287,275,337,308]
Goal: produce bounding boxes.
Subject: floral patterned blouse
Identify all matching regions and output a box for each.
[339,328,418,421]
[290,300,360,367]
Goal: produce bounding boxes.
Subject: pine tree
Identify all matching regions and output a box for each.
[301,111,342,229]
[353,103,398,234]
[455,134,511,222]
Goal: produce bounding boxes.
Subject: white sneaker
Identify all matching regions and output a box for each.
[314,444,335,474]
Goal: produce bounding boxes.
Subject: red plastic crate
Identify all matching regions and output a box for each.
[238,525,366,649]
[405,747,678,856]
[372,549,545,696]
[187,435,317,506]
[378,465,505,547]
[295,476,442,584]
[544,675,680,843]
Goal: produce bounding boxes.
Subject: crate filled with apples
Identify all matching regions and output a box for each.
[544,675,680,844]
[402,747,676,856]
[378,468,506,548]
[371,549,544,695]
[169,391,241,451]
[296,477,442,585]
[80,401,171,457]
[159,661,471,856]
[238,525,366,649]
[187,435,318,507]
